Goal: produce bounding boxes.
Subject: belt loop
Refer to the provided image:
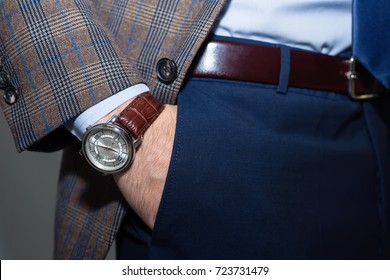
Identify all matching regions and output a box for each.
[277,45,290,94]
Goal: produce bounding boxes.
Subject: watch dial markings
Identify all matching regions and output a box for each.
[83,126,132,173]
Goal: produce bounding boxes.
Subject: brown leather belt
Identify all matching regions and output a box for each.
[192,39,387,100]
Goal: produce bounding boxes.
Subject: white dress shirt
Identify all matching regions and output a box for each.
[66,0,352,140]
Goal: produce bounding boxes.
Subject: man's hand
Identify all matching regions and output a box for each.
[112,104,177,229]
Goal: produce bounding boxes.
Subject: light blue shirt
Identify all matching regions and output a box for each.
[67,0,352,140]
[214,0,351,55]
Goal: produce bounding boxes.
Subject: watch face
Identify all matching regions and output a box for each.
[82,123,135,174]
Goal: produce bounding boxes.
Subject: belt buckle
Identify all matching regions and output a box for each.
[347,57,382,100]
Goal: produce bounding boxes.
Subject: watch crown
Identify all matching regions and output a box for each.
[109,115,118,123]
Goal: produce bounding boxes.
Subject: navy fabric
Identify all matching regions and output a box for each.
[353,0,390,88]
[117,41,390,260]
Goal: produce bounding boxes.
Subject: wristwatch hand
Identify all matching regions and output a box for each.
[95,143,118,153]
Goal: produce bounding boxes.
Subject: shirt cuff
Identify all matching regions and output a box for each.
[64,83,150,140]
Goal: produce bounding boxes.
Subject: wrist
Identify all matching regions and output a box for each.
[81,92,165,174]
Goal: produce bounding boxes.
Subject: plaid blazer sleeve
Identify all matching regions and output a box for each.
[0,0,143,152]
[0,0,227,152]
[1,0,227,260]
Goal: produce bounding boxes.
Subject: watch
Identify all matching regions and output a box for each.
[81,92,164,174]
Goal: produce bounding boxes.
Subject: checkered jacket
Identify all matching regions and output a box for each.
[0,0,226,259]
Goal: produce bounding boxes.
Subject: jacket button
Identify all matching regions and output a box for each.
[4,86,18,105]
[0,70,9,89]
[156,58,178,84]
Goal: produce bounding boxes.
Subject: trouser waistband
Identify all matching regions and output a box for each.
[191,38,387,100]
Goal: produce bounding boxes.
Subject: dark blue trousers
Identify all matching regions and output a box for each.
[117,43,390,260]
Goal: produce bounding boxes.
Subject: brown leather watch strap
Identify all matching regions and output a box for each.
[114,92,164,138]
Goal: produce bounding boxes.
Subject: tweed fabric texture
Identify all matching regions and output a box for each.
[0,0,226,259]
[55,142,127,259]
[0,0,226,152]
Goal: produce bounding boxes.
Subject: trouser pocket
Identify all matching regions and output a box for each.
[123,78,386,259]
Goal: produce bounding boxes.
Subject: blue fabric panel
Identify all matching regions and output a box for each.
[353,0,390,88]
[118,77,390,259]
